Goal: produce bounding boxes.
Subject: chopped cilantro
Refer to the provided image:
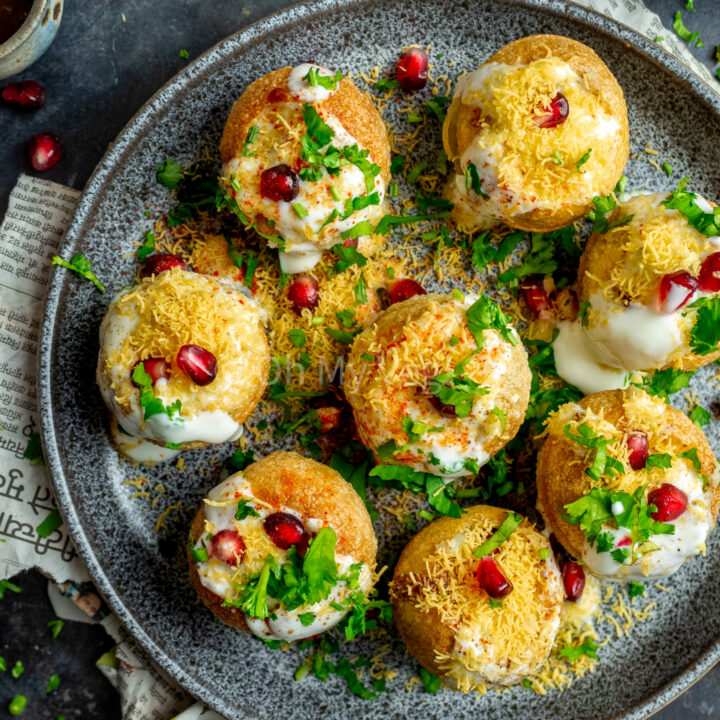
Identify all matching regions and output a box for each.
[46,674,60,693]
[354,276,367,305]
[235,499,260,520]
[156,157,183,189]
[558,639,598,662]
[335,308,357,328]
[489,598,503,608]
[327,328,355,344]
[662,161,673,177]
[47,619,64,638]
[576,148,592,172]
[429,373,489,417]
[436,148,448,175]
[11,661,24,678]
[688,297,720,355]
[679,447,702,471]
[8,696,26,716]
[228,448,255,472]
[179,49,190,60]
[288,328,307,348]
[342,144,382,193]
[471,229,524,270]
[361,353,375,362]
[474,512,523,557]
[374,77,400,92]
[407,112,422,123]
[539,547,550,560]
[329,243,368,275]
[242,125,258,156]
[23,431,45,466]
[37,509,63,539]
[690,404,711,427]
[424,95,449,123]
[564,423,623,482]
[137,230,155,260]
[646,453,672,472]
[0,580,21,599]
[238,555,275,618]
[673,10,702,45]
[664,178,720,236]
[490,406,506,433]
[497,228,570,285]
[390,154,405,174]
[640,367,694,400]
[465,161,488,198]
[419,668,441,694]
[374,211,448,235]
[628,581,645,598]
[578,300,590,327]
[52,254,105,292]
[407,160,428,184]
[191,545,209,562]
[465,295,518,350]
[132,362,182,421]
[303,67,343,90]
[298,612,316,626]
[587,193,633,234]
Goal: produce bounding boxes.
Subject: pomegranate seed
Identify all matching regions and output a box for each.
[2,80,45,109]
[342,236,359,249]
[396,48,429,91]
[626,431,649,470]
[316,406,341,433]
[476,556,513,600]
[389,278,426,305]
[28,132,61,171]
[616,536,631,547]
[141,253,187,277]
[263,512,307,550]
[648,483,688,522]
[699,252,720,292]
[176,344,218,386]
[521,277,552,318]
[533,92,569,128]
[657,272,698,314]
[131,357,169,386]
[260,164,299,202]
[209,529,245,565]
[562,561,585,602]
[287,274,319,314]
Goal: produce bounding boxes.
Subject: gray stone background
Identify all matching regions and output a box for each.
[1,0,719,718]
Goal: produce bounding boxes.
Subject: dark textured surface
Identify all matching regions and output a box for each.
[1,0,720,719]
[0,568,119,720]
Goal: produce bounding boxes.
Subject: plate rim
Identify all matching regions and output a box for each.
[38,0,720,717]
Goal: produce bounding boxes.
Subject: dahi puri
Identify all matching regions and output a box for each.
[391,505,563,693]
[97,267,269,450]
[552,191,720,394]
[537,387,720,581]
[443,34,629,233]
[188,451,377,641]
[344,292,531,478]
[220,64,391,274]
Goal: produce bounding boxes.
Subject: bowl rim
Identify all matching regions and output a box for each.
[0,0,52,54]
[37,0,720,718]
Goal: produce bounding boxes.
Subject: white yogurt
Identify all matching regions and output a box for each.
[287,63,339,103]
[108,418,180,465]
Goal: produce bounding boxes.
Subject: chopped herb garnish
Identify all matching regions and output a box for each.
[288,328,307,348]
[374,211,448,235]
[47,619,64,638]
[490,406,506,433]
[663,178,720,237]
[387,182,399,197]
[419,668,441,694]
[576,148,592,172]
[690,404,711,427]
[407,161,428,184]
[407,112,422,123]
[298,612,316,626]
[465,161,489,198]
[429,373,489,417]
[558,639,598,662]
[235,499,260,520]
[640,367,694,400]
[688,297,720,355]
[191,545,209,562]
[46,674,60,693]
[228,448,255,472]
[8,696,26,716]
[137,230,155,260]
[0,580,21,599]
[302,67,343,90]
[156,157,183,188]
[539,547,550,560]
[354,276,367,305]
[361,352,375,362]
[645,453,672,472]
[679,447,702,471]
[588,193,633,234]
[37,509,63,539]
[326,328,355,344]
[550,151,564,166]
[564,423,623,482]
[374,77,400,92]
[11,661,24,678]
[465,295,517,350]
[474,512,523,557]
[132,362,182,421]
[52,254,105,292]
[390,154,405,174]
[662,161,673,177]
[628,581,645,598]
[673,10,702,45]
[292,202,309,218]
[23,432,45,466]
[179,49,190,59]
[242,125,259,156]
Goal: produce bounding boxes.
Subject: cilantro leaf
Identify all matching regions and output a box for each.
[52,254,105,292]
[429,373,489,417]
[303,67,343,90]
[465,162,488,198]
[288,328,307,348]
[235,499,260,520]
[329,243,367,275]
[465,295,518,350]
[156,157,184,189]
[374,211,448,235]
[137,231,156,261]
[663,178,720,236]
[47,619,64,638]
[673,10,702,46]
[374,77,400,92]
[238,555,275,618]
[474,512,523,557]
[302,527,339,604]
[645,453,672,472]
[588,193,634,234]
[689,404,711,427]
[679,447,702,471]
[419,668,441,694]
[228,448,254,472]
[628,581,645,598]
[689,297,720,355]
[640,367,694,400]
[563,423,623,482]
[558,639,598,662]
[132,362,182,422]
[23,431,45,466]
[424,475,464,518]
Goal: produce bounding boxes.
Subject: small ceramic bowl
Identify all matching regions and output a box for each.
[0,0,63,80]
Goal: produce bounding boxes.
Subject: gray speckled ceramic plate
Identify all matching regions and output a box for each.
[39,1,720,718]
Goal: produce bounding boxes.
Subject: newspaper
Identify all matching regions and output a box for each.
[0,3,715,719]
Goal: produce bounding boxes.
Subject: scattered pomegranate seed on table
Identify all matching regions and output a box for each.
[176,344,218,386]
[131,357,169,386]
[626,431,649,470]
[287,274,319,314]
[476,556,514,600]
[533,92,569,128]
[141,253,187,277]
[263,512,308,550]
[260,163,299,202]
[699,252,720,292]
[209,529,246,565]
[28,132,61,171]
[389,278,426,305]
[562,561,585,601]
[657,271,698,313]
[648,483,688,522]
[2,80,45,109]
[396,48,429,91]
